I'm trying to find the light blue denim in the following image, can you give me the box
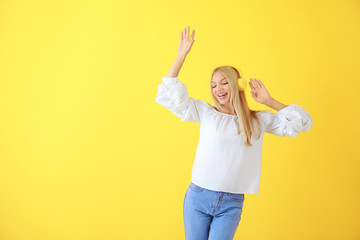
[183,182,245,240]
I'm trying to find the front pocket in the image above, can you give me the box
[229,193,244,202]
[189,183,204,192]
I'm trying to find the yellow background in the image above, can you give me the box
[0,0,359,239]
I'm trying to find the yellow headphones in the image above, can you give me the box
[237,73,247,92]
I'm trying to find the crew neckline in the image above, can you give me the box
[212,107,237,117]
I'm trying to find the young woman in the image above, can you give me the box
[155,26,313,240]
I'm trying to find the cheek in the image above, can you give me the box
[226,85,231,94]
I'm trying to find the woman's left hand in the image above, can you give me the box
[249,78,272,105]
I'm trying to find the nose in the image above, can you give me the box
[216,86,224,93]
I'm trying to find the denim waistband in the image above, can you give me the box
[189,182,244,196]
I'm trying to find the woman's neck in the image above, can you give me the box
[216,105,236,115]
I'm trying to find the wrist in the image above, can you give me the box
[176,54,186,61]
[264,97,274,106]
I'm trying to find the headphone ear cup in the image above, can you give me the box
[237,78,247,91]
[242,78,247,90]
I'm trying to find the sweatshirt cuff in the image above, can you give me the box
[162,77,179,89]
[276,104,313,132]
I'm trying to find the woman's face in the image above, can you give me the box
[211,71,231,106]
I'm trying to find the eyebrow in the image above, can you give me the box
[211,77,226,83]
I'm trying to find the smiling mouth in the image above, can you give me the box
[218,93,228,99]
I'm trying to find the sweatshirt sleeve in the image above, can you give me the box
[258,104,313,138]
[155,76,209,123]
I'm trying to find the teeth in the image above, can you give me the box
[218,93,226,97]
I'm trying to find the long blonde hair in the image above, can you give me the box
[210,66,262,146]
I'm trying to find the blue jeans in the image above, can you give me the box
[183,182,245,240]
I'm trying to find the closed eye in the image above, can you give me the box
[211,82,228,88]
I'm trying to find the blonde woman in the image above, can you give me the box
[155,26,313,240]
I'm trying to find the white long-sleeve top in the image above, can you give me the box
[155,76,313,194]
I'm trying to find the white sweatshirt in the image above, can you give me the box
[155,76,313,194]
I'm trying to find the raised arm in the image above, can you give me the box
[264,98,288,111]
[250,78,313,137]
[166,26,195,78]
[155,26,211,123]
[249,77,288,111]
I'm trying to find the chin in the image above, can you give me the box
[218,99,230,105]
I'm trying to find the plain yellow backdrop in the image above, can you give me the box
[0,0,359,239]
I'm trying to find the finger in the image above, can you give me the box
[254,79,259,88]
[191,29,195,40]
[258,79,264,88]
[184,27,186,39]
[250,78,255,88]
[186,26,189,39]
[255,79,262,88]
[249,81,255,91]
[250,78,257,89]
[253,78,260,88]
[180,31,183,41]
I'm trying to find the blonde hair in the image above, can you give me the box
[210,66,262,146]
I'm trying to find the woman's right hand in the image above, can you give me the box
[177,26,195,58]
